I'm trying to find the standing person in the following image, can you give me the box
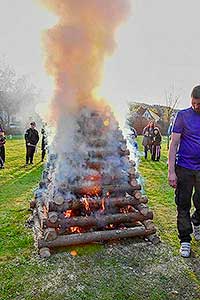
[24,122,39,165]
[0,128,6,169]
[168,85,200,258]
[142,121,155,159]
[151,127,162,161]
[41,123,48,162]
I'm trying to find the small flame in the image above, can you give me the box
[70,227,81,233]
[70,250,78,256]
[103,119,110,127]
[101,198,106,211]
[82,197,90,211]
[43,205,48,217]
[64,210,72,218]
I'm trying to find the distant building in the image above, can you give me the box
[141,108,160,123]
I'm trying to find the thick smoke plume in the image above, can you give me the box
[39,0,130,155]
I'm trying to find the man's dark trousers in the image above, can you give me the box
[26,145,36,164]
[175,165,200,243]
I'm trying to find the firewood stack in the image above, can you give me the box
[31,105,157,257]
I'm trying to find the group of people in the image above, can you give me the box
[142,121,162,161]
[0,121,48,169]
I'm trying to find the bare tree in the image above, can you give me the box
[165,83,180,149]
[0,59,41,132]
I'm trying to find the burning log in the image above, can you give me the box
[88,148,130,158]
[103,183,141,196]
[45,211,153,229]
[48,196,148,213]
[87,139,108,147]
[60,182,141,197]
[38,226,156,249]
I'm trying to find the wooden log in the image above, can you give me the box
[39,247,51,258]
[88,149,130,158]
[102,183,141,195]
[33,209,43,242]
[45,211,153,229]
[142,195,148,203]
[142,220,156,231]
[36,201,47,228]
[87,139,108,147]
[128,166,136,175]
[129,178,138,187]
[135,203,151,217]
[53,194,64,205]
[48,212,59,223]
[64,183,141,196]
[30,199,36,209]
[38,226,156,248]
[146,233,160,245]
[49,196,144,212]
[132,190,142,199]
[44,228,57,241]
[49,199,84,212]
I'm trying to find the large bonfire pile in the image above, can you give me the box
[31,104,156,257]
[32,0,158,257]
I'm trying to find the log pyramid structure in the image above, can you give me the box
[31,105,157,257]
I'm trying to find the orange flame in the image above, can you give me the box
[70,227,81,233]
[103,119,110,127]
[64,210,72,218]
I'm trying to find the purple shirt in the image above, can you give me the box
[172,107,200,170]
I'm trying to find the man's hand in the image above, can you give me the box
[168,171,177,189]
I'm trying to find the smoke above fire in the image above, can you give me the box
[38,0,131,158]
[39,0,130,116]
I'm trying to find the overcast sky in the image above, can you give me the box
[0,0,200,111]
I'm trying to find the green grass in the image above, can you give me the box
[0,136,200,300]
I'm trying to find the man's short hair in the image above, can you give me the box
[30,122,36,126]
[191,85,200,99]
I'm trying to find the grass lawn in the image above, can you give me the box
[0,136,200,300]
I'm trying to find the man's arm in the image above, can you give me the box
[168,132,181,188]
[24,129,29,143]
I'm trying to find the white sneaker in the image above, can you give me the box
[180,242,191,258]
[193,225,200,241]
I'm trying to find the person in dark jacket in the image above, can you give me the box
[24,122,39,165]
[41,124,48,162]
[0,128,6,169]
[151,127,162,161]
[142,121,155,159]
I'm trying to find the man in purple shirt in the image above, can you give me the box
[168,85,200,258]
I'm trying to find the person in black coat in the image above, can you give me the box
[151,127,162,161]
[24,122,39,165]
[0,128,6,169]
[41,124,48,162]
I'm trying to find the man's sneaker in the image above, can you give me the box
[180,242,191,258]
[193,225,200,241]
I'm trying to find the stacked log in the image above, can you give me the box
[32,106,157,256]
